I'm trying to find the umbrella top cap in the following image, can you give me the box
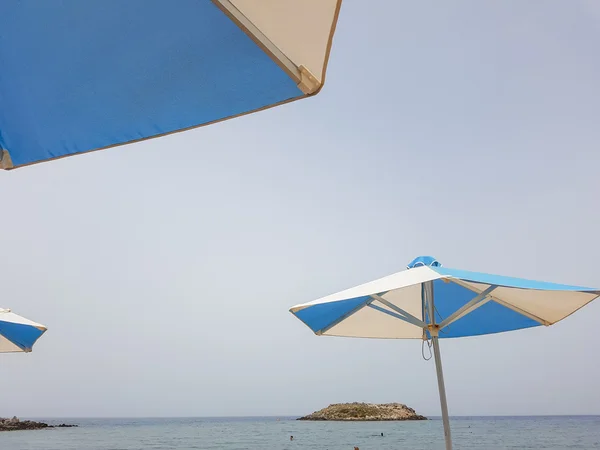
[407,256,442,269]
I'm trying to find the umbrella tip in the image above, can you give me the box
[407,256,441,269]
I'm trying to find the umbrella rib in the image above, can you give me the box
[369,294,427,328]
[438,286,497,330]
[449,278,550,326]
[212,0,320,94]
[367,304,425,329]
[212,1,298,79]
[490,297,550,326]
[315,298,373,335]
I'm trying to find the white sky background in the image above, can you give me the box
[0,0,599,418]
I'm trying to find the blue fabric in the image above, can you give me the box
[293,296,370,334]
[431,266,598,292]
[0,321,45,351]
[0,0,303,167]
[407,256,441,269]
[430,279,541,338]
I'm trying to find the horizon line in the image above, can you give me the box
[23,414,600,419]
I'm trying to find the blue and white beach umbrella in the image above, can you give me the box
[0,309,47,353]
[0,0,342,170]
[290,256,600,450]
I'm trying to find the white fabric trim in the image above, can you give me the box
[0,309,46,330]
[291,266,442,311]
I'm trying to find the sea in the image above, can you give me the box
[1,416,599,450]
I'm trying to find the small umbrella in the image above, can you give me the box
[289,256,599,450]
[0,0,342,170]
[0,309,47,353]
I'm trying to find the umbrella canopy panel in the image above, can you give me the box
[0,309,47,353]
[0,0,341,169]
[290,260,599,339]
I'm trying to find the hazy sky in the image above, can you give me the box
[1,0,599,418]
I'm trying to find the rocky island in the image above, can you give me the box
[297,402,427,421]
[0,417,77,431]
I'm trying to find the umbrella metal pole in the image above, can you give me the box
[431,331,452,450]
[424,280,452,450]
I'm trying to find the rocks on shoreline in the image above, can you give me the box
[0,417,78,432]
[297,402,428,421]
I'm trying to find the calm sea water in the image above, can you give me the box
[1,416,599,450]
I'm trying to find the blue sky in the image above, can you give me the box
[0,0,599,418]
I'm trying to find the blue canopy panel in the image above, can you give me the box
[292,296,370,334]
[430,280,541,338]
[0,0,303,168]
[0,320,46,351]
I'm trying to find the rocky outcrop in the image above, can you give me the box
[0,417,78,431]
[297,402,427,421]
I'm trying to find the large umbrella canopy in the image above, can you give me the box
[0,0,341,169]
[290,255,599,339]
[289,256,599,450]
[0,309,47,353]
